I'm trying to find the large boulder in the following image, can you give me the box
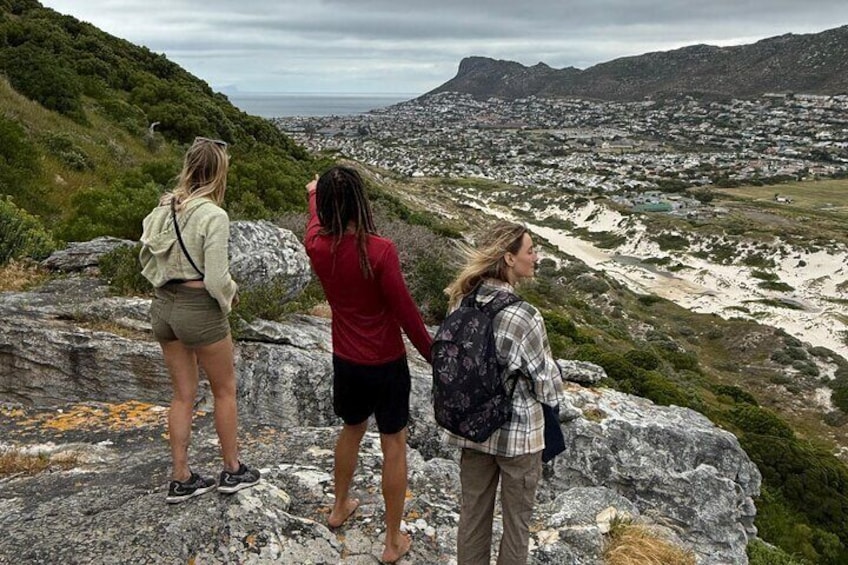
[228,220,312,300]
[40,236,134,272]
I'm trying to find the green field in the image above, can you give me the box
[716,179,848,214]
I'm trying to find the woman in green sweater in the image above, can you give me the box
[140,137,259,503]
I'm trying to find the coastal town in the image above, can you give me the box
[274,91,848,214]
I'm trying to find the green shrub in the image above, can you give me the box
[786,347,808,361]
[0,114,47,215]
[0,43,86,122]
[636,370,694,408]
[574,345,638,383]
[660,348,700,372]
[637,294,664,306]
[791,361,819,377]
[830,378,848,413]
[823,411,848,428]
[771,350,794,365]
[654,233,689,251]
[728,405,794,439]
[759,281,795,292]
[545,310,580,341]
[98,243,150,296]
[754,487,816,564]
[232,277,318,325]
[624,348,662,370]
[59,171,162,241]
[410,250,454,323]
[0,196,56,264]
[713,384,759,406]
[42,132,94,171]
[573,274,610,295]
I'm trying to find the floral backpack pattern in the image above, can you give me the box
[431,288,521,442]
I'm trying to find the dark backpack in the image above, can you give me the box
[431,288,522,442]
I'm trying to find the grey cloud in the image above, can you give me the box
[40,0,848,92]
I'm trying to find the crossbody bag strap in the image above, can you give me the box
[171,199,204,278]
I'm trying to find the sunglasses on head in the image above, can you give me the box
[193,136,228,148]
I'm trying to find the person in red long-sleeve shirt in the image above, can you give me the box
[304,166,432,564]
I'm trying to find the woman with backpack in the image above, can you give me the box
[442,221,564,565]
[304,166,432,564]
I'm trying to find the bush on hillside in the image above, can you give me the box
[624,348,662,371]
[380,218,457,324]
[713,384,759,406]
[0,43,85,122]
[635,369,696,408]
[98,243,150,296]
[59,171,162,241]
[42,132,94,171]
[727,405,794,439]
[741,434,848,563]
[0,114,48,215]
[753,482,847,564]
[0,196,55,264]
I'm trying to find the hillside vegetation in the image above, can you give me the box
[0,0,322,258]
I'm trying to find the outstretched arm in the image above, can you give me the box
[377,243,433,363]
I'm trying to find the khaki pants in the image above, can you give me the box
[456,449,543,565]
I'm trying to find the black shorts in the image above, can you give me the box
[332,354,411,435]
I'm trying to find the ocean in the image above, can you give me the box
[227,92,418,118]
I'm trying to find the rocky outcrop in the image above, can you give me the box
[40,236,134,272]
[39,221,313,303]
[0,271,761,564]
[229,220,312,298]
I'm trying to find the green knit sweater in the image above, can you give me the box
[139,197,238,315]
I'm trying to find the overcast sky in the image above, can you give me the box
[40,1,848,95]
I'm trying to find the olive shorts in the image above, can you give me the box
[150,283,229,347]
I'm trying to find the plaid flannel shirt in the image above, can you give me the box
[442,279,565,457]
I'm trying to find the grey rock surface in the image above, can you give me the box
[41,236,135,272]
[557,359,606,385]
[229,220,312,299]
[0,270,762,564]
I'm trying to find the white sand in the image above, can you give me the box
[464,196,848,359]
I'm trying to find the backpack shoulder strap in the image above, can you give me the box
[480,290,522,318]
[171,199,205,277]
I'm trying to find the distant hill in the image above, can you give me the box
[429,25,848,101]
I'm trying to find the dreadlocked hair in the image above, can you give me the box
[316,166,378,277]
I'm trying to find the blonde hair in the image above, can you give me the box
[160,138,229,212]
[445,221,528,306]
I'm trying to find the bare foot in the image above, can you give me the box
[328,497,359,528]
[381,532,411,564]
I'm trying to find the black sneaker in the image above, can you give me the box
[166,472,216,504]
[218,462,260,494]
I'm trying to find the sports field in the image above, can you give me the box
[715,179,848,214]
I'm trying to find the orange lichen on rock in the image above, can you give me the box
[29,401,168,432]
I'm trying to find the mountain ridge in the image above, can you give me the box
[429,25,848,100]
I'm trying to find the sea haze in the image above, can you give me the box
[227,92,417,118]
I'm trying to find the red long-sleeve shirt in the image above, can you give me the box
[305,191,432,365]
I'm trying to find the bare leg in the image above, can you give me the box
[195,335,240,472]
[161,340,199,482]
[329,421,367,528]
[380,428,411,563]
